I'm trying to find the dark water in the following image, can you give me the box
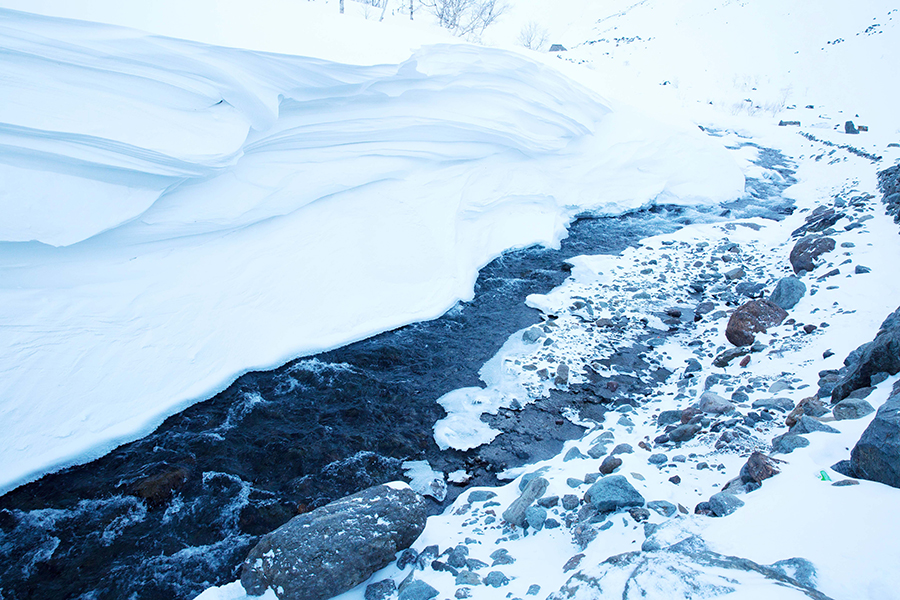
[0,152,795,600]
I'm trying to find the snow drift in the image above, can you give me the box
[0,8,743,494]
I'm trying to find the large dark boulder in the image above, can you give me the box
[241,483,427,600]
[831,306,900,402]
[789,235,835,274]
[850,382,900,489]
[726,299,788,347]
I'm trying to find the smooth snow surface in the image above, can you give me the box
[0,9,743,494]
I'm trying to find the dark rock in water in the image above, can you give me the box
[772,434,810,454]
[668,423,701,443]
[845,120,859,134]
[129,466,191,508]
[585,475,645,512]
[740,452,781,486]
[768,277,806,310]
[790,415,840,435]
[789,235,835,273]
[831,306,900,402]
[850,383,900,488]
[726,299,788,346]
[240,483,426,600]
[833,398,875,421]
[599,455,623,475]
[399,580,439,600]
[709,492,744,517]
[502,477,548,527]
[365,579,397,600]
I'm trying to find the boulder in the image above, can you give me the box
[503,477,549,527]
[768,277,806,310]
[850,383,900,488]
[599,455,623,475]
[726,300,788,347]
[739,452,780,485]
[785,397,829,427]
[833,398,875,421]
[585,475,645,512]
[697,391,736,414]
[668,423,701,443]
[241,483,426,600]
[709,492,744,517]
[790,415,840,435]
[831,306,900,402]
[771,434,810,454]
[789,235,835,274]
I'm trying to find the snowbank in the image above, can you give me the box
[0,9,742,494]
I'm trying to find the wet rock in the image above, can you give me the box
[833,398,875,421]
[832,306,900,402]
[768,277,806,310]
[129,466,191,507]
[790,415,839,435]
[599,455,623,475]
[739,452,780,485]
[585,475,645,512]
[789,235,835,274]
[709,492,744,517]
[772,433,810,454]
[503,477,549,528]
[726,299,788,347]
[850,384,900,488]
[240,483,426,600]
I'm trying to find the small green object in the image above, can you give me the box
[818,470,832,482]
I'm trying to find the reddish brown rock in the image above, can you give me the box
[789,235,835,274]
[726,299,788,347]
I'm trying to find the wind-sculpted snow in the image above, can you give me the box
[0,9,743,494]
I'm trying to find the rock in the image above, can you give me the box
[833,398,876,421]
[698,391,736,414]
[848,387,875,400]
[562,554,584,573]
[789,235,835,274]
[562,494,580,511]
[709,492,744,517]
[527,584,541,596]
[564,447,587,462]
[503,477,549,527]
[856,265,872,274]
[468,490,497,503]
[832,479,860,487]
[446,545,469,569]
[752,397,794,413]
[525,506,548,531]
[584,472,601,484]
[586,443,608,459]
[725,267,745,280]
[726,300,788,346]
[610,443,634,455]
[657,410,683,427]
[739,452,780,485]
[647,500,676,517]
[850,384,900,488]
[713,347,751,367]
[555,363,570,386]
[585,475,645,512]
[598,455,623,474]
[772,433,810,454]
[790,415,840,435]
[522,327,544,344]
[768,277,806,310]
[365,580,397,600]
[454,571,481,586]
[832,306,900,402]
[668,423,701,443]
[490,549,515,566]
[240,483,427,600]
[484,571,510,588]
[415,545,439,570]
[130,466,191,507]
[845,120,859,134]
[736,281,766,298]
[399,580,438,600]
[669,475,681,484]
[537,495,559,508]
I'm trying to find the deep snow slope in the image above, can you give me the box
[0,8,743,494]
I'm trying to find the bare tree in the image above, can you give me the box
[420,0,506,37]
[410,0,414,20]
[517,21,549,51]
[340,0,344,13]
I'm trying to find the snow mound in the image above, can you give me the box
[0,9,742,494]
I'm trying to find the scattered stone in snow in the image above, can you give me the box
[483,571,510,587]
[585,475,645,512]
[467,490,497,503]
[668,423,701,443]
[490,549,515,566]
[752,397,794,413]
[772,433,811,454]
[610,443,634,455]
[365,580,397,600]
[739,452,782,486]
[561,494,580,511]
[726,299,788,346]
[647,500,677,517]
[398,580,438,600]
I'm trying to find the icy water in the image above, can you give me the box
[0,145,795,600]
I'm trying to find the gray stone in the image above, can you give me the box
[709,492,744,517]
[790,415,840,435]
[832,307,900,402]
[503,477,549,527]
[850,384,900,488]
[752,397,794,413]
[490,549,515,566]
[455,570,481,586]
[668,423,701,443]
[537,495,559,508]
[399,580,438,600]
[518,468,549,491]
[833,398,875,421]
[713,347,751,367]
[587,443,608,459]
[647,500,677,517]
[561,494,580,511]
[771,433,810,454]
[848,386,875,400]
[522,327,544,344]
[525,505,548,531]
[739,452,780,485]
[465,558,488,571]
[585,475,645,512]
[527,584,541,596]
[566,477,583,488]
[365,579,397,600]
[446,545,469,569]
[698,391,735,414]
[240,484,426,600]
[564,447,588,462]
[584,472,601,484]
[657,410,683,427]
[855,265,871,274]
[610,443,634,455]
[467,490,497,503]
